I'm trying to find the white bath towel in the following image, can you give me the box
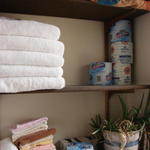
[0,77,65,93]
[0,17,60,40]
[0,36,64,56]
[0,51,64,67]
[0,137,18,150]
[0,65,63,77]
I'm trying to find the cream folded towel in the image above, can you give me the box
[0,36,64,56]
[0,77,65,93]
[0,65,63,77]
[11,120,48,134]
[0,51,64,67]
[0,17,60,40]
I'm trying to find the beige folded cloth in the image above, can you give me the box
[20,136,53,150]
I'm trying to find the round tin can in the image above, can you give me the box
[110,20,132,43]
[110,42,133,64]
[112,63,131,85]
[112,55,133,64]
[111,42,133,51]
[89,62,112,85]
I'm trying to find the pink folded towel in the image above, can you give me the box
[11,117,48,133]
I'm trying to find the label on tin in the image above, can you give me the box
[113,77,131,85]
[112,55,133,64]
[112,63,131,85]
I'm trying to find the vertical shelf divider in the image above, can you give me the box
[103,11,137,119]
[104,21,111,119]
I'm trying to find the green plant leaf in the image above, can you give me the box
[119,95,129,119]
[136,93,144,117]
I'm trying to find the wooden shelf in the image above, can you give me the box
[2,84,150,94]
[0,0,148,21]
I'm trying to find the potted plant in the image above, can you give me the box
[90,93,147,150]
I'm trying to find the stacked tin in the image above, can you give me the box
[109,20,133,85]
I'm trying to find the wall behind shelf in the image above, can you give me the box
[134,12,150,84]
[0,13,105,140]
[110,12,150,119]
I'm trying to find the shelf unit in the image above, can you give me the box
[3,85,150,94]
[0,0,149,119]
[0,0,148,21]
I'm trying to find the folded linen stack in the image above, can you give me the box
[0,17,65,93]
[11,117,56,150]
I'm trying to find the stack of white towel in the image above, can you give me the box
[0,17,65,93]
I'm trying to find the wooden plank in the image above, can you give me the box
[131,20,136,83]
[1,85,150,94]
[0,0,148,21]
[104,21,110,61]
[105,91,111,119]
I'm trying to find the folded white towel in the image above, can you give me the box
[0,77,65,93]
[0,137,18,150]
[0,36,64,56]
[0,17,60,40]
[0,65,63,77]
[0,51,64,67]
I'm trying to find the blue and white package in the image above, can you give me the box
[67,142,94,150]
[110,20,132,42]
[56,136,97,150]
[89,62,112,85]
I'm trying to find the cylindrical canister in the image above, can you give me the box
[112,63,131,85]
[109,20,132,43]
[110,42,133,64]
[89,62,112,85]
